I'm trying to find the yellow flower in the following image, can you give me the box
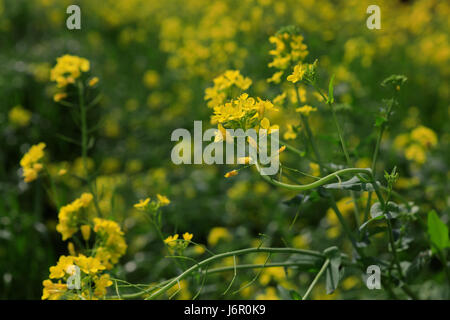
[88,77,99,87]
[395,177,420,189]
[287,64,307,83]
[23,167,39,183]
[194,245,205,255]
[8,105,31,127]
[182,232,193,241]
[356,158,371,169]
[53,92,67,102]
[292,234,309,248]
[237,157,252,165]
[56,193,93,241]
[80,225,91,241]
[143,70,160,88]
[207,227,231,246]
[20,142,46,183]
[260,117,279,134]
[58,168,67,176]
[42,280,67,300]
[157,194,170,206]
[49,255,75,279]
[204,70,252,108]
[93,218,127,268]
[410,125,437,149]
[393,133,409,150]
[273,92,287,106]
[295,105,317,116]
[94,274,113,297]
[224,170,238,178]
[68,242,76,256]
[268,55,291,69]
[20,142,46,168]
[134,197,150,210]
[284,124,297,140]
[405,144,426,164]
[79,193,93,206]
[50,54,90,88]
[164,234,179,247]
[75,254,106,274]
[309,163,320,177]
[325,197,354,238]
[267,71,283,83]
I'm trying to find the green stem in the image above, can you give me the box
[312,83,361,226]
[145,247,324,300]
[386,218,404,280]
[302,258,330,300]
[363,98,395,223]
[371,182,410,290]
[257,166,372,191]
[78,81,102,216]
[277,138,305,158]
[78,82,88,170]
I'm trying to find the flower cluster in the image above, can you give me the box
[9,105,31,127]
[43,254,112,300]
[50,54,90,88]
[56,192,94,241]
[394,125,438,165]
[204,70,252,108]
[211,93,277,130]
[133,194,171,212]
[20,142,46,183]
[287,60,318,85]
[93,218,127,269]
[43,192,127,299]
[164,232,194,251]
[267,27,309,84]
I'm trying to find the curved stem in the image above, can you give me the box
[257,166,372,191]
[141,247,324,300]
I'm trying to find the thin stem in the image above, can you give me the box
[294,83,323,170]
[312,83,361,226]
[257,166,372,191]
[145,247,324,300]
[277,138,305,159]
[78,82,88,171]
[302,258,330,300]
[363,98,395,223]
[78,81,102,216]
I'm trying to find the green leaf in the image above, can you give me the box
[322,176,379,192]
[359,215,384,231]
[328,74,335,104]
[369,201,400,219]
[323,246,341,294]
[370,202,383,218]
[427,210,449,253]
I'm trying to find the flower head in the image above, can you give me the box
[134,198,151,210]
[20,142,46,183]
[295,105,317,116]
[50,54,90,88]
[182,232,193,241]
[157,194,170,206]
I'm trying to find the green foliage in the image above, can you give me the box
[427,210,449,254]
